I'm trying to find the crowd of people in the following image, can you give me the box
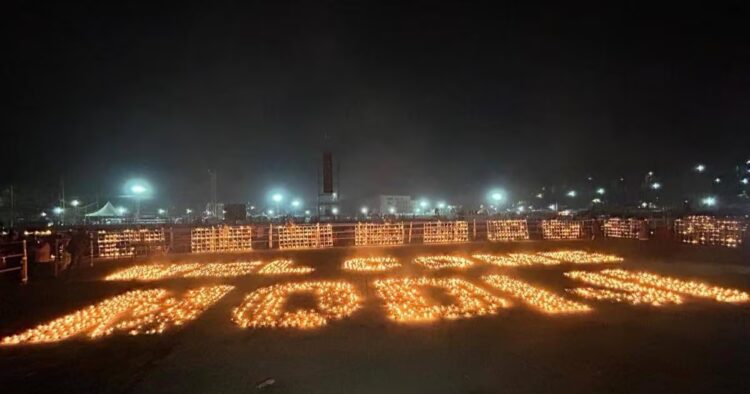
[0,229,91,280]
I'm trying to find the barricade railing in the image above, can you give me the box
[674,215,747,248]
[94,228,167,259]
[0,240,28,283]
[18,215,745,268]
[487,219,530,241]
[191,225,252,253]
[603,218,643,239]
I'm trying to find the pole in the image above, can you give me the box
[60,177,65,226]
[316,223,321,248]
[9,185,13,228]
[21,240,28,283]
[54,238,59,277]
[268,224,273,249]
[89,237,94,267]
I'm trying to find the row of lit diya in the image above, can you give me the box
[3,269,748,345]
[104,250,624,281]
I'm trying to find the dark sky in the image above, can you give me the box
[4,1,750,207]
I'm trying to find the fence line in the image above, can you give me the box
[0,240,28,283]
[61,216,749,260]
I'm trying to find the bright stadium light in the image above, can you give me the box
[388,206,396,214]
[272,193,283,203]
[158,209,166,215]
[131,184,147,194]
[714,177,721,184]
[741,178,749,185]
[361,206,368,215]
[53,207,64,215]
[596,188,605,195]
[695,164,706,172]
[291,199,301,208]
[592,198,602,204]
[490,192,503,202]
[437,201,446,209]
[419,200,429,208]
[536,193,543,199]
[117,207,128,215]
[547,204,557,211]
[650,182,661,190]
[124,179,152,197]
[186,208,192,214]
[566,190,577,198]
[702,196,717,207]
[267,209,274,215]
[40,212,47,217]
[70,199,80,207]
[304,210,311,215]
[331,207,339,215]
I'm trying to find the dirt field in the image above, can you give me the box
[1,240,749,394]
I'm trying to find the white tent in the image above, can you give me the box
[85,202,120,217]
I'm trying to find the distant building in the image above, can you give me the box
[375,195,412,215]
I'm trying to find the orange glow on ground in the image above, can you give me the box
[372,277,509,323]
[342,257,401,272]
[232,281,361,329]
[256,259,315,275]
[1,286,233,345]
[482,274,591,314]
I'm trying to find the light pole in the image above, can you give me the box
[291,199,301,215]
[489,190,504,214]
[125,180,150,222]
[71,199,80,224]
[272,193,283,217]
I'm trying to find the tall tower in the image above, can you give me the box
[317,152,340,218]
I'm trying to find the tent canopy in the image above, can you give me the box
[85,202,120,217]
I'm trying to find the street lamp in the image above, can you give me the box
[331,207,339,215]
[388,206,396,214]
[361,206,368,215]
[53,207,64,215]
[437,201,446,209]
[596,188,605,195]
[566,190,577,198]
[650,182,661,190]
[125,180,150,221]
[291,199,301,208]
[271,193,283,215]
[695,164,706,173]
[70,199,80,207]
[701,196,717,207]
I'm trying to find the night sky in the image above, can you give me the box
[5,1,750,207]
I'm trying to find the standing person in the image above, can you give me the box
[65,229,89,277]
